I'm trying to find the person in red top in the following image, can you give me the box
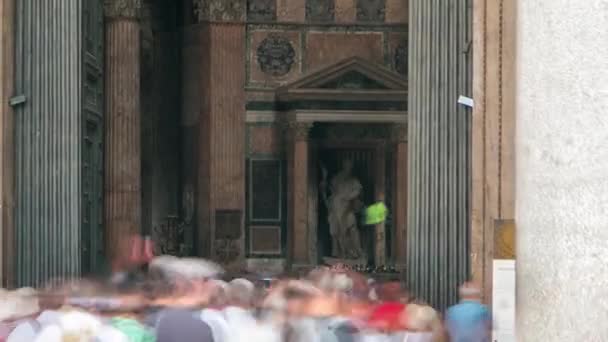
[367,302,407,332]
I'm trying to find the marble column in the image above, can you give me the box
[286,122,312,268]
[391,124,407,269]
[104,0,142,264]
[407,0,472,310]
[516,0,608,340]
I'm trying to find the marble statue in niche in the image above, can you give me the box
[321,159,366,260]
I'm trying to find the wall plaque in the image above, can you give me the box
[494,219,516,259]
[249,159,281,221]
[250,225,282,254]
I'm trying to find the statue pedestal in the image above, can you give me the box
[322,257,367,267]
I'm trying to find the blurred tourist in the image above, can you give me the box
[445,282,491,342]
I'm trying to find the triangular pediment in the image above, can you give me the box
[277,57,407,97]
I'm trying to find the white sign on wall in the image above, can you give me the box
[492,259,516,342]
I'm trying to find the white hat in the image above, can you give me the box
[150,256,224,280]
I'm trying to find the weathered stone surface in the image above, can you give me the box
[305,32,383,70]
[516,0,608,340]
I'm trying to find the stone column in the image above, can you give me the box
[516,1,608,340]
[286,122,312,268]
[391,124,407,269]
[104,0,142,264]
[407,0,472,310]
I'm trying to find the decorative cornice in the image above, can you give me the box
[194,0,246,23]
[104,0,142,19]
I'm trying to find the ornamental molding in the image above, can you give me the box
[104,0,142,19]
[194,0,246,22]
[283,121,313,141]
[256,35,296,77]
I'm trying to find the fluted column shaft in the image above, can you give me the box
[407,0,472,310]
[104,1,142,265]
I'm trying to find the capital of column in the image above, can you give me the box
[283,122,313,142]
[104,0,142,19]
[390,123,408,143]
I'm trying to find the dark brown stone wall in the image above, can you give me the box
[208,23,246,222]
[183,23,246,261]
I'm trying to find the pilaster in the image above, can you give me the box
[285,122,312,267]
[104,0,142,265]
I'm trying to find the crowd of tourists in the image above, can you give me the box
[0,237,490,341]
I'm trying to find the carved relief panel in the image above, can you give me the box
[256,34,296,77]
[249,30,301,85]
[356,0,386,22]
[306,0,335,22]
